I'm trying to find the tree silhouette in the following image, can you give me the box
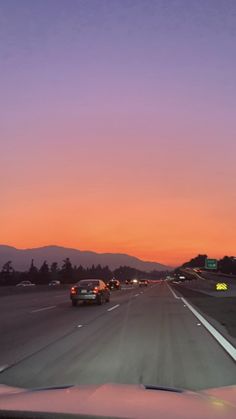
[182,254,208,268]
[218,256,236,275]
[28,259,38,283]
[0,261,14,285]
[60,258,73,282]
[50,262,59,280]
[1,261,14,274]
[39,261,50,284]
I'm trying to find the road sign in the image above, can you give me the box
[216,282,228,291]
[205,258,218,270]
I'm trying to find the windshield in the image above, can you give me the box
[0,1,236,417]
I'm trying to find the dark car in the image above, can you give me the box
[70,279,110,306]
[107,279,121,290]
[139,279,148,287]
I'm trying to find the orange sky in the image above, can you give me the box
[1,2,236,267]
[1,130,235,267]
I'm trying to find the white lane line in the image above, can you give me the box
[167,284,180,299]
[181,297,236,362]
[107,304,120,312]
[0,365,8,373]
[77,324,83,328]
[31,305,56,313]
[134,293,139,297]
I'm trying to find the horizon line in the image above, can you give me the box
[0,243,175,268]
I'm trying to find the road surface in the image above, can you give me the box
[0,282,235,390]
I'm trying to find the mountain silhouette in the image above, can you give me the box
[0,245,170,272]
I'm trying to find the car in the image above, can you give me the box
[16,280,35,287]
[70,279,110,306]
[48,280,61,286]
[0,383,235,418]
[107,279,121,290]
[131,278,138,285]
[139,279,148,287]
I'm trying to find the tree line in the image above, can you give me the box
[0,258,167,286]
[180,254,236,275]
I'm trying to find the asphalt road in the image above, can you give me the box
[0,282,235,391]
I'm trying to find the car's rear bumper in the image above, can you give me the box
[71,294,97,301]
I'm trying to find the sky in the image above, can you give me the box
[1,0,236,266]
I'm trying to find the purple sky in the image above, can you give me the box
[1,0,236,265]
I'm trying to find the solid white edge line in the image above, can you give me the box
[0,365,8,373]
[31,305,56,313]
[181,297,236,362]
[167,284,180,299]
[107,304,120,312]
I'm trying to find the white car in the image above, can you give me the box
[16,280,35,287]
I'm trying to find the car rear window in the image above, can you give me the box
[78,280,99,287]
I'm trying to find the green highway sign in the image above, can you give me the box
[205,258,218,270]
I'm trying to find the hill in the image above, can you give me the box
[0,245,170,272]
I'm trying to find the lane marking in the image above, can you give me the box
[31,305,56,313]
[181,297,236,362]
[0,365,8,373]
[77,324,83,328]
[167,284,180,299]
[107,304,120,312]
[134,293,139,297]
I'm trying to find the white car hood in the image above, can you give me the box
[0,383,235,418]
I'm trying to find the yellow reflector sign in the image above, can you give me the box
[216,282,228,291]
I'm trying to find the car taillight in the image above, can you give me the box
[93,286,99,294]
[71,287,77,295]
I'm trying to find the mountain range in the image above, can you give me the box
[0,245,170,272]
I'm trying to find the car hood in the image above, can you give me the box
[0,383,235,418]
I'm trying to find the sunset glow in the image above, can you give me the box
[1,1,236,266]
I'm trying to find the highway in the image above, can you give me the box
[0,282,235,391]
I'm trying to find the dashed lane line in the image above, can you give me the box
[30,305,56,313]
[0,365,8,373]
[107,304,120,312]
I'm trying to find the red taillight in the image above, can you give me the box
[71,287,77,295]
[93,286,99,294]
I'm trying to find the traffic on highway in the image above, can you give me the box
[0,277,235,418]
